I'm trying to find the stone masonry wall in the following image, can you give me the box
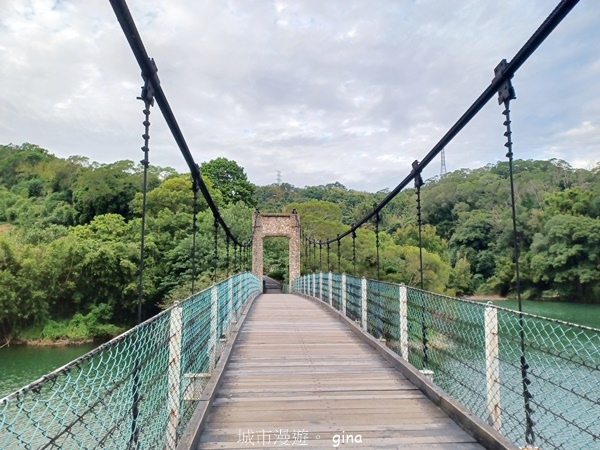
[252,213,300,290]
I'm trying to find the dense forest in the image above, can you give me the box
[1,143,599,343]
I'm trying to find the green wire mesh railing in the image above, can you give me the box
[345,275,361,324]
[0,272,261,450]
[293,272,600,450]
[321,273,330,306]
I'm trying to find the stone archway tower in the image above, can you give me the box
[252,212,300,290]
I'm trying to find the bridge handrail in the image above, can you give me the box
[390,281,600,333]
[0,272,261,450]
[293,272,600,449]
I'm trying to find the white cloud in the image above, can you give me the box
[561,121,597,138]
[0,0,598,192]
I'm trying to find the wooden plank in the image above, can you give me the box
[195,294,486,449]
[211,398,434,409]
[201,421,462,434]
[212,393,426,404]
[216,385,418,395]
[201,425,471,438]
[198,440,482,450]
[206,409,450,424]
[213,390,422,400]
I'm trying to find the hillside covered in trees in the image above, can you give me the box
[0,144,255,343]
[256,159,600,305]
[1,143,599,343]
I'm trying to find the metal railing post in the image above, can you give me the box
[399,284,408,361]
[342,273,347,316]
[319,272,323,300]
[209,285,218,370]
[485,304,502,432]
[312,273,316,298]
[328,272,333,307]
[227,277,233,334]
[361,276,367,331]
[166,302,182,450]
[238,274,243,318]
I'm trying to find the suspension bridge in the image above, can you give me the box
[1,0,599,448]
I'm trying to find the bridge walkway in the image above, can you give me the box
[196,294,484,449]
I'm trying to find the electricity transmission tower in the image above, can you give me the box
[440,148,447,176]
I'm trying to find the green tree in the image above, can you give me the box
[394,224,448,259]
[0,143,55,188]
[72,160,140,223]
[449,210,499,279]
[381,244,450,293]
[201,157,256,207]
[448,256,472,296]
[529,215,600,301]
[0,236,48,340]
[544,187,600,218]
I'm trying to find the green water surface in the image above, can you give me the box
[489,299,600,329]
[0,343,98,398]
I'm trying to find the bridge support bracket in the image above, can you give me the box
[183,373,212,401]
[419,369,434,382]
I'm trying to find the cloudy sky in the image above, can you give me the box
[1,0,598,192]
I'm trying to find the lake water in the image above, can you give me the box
[0,300,600,448]
[489,298,600,329]
[1,300,598,399]
[0,343,98,398]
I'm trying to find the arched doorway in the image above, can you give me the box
[252,212,300,291]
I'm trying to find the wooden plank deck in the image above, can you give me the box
[197,294,484,449]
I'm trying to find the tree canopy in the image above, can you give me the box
[200,157,256,207]
[1,143,598,344]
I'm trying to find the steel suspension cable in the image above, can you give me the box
[213,218,219,283]
[352,230,357,276]
[337,235,341,273]
[413,161,425,291]
[319,243,323,273]
[283,0,579,247]
[374,207,381,281]
[242,243,248,272]
[247,243,251,271]
[304,236,309,273]
[191,181,199,294]
[131,76,153,449]
[109,0,252,251]
[136,84,152,326]
[233,243,237,273]
[226,235,230,278]
[412,161,428,369]
[496,62,535,445]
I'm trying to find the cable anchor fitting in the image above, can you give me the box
[412,160,424,189]
[137,58,159,106]
[493,59,516,106]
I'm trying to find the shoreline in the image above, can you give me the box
[2,336,117,348]
[463,294,507,301]
[3,338,96,347]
